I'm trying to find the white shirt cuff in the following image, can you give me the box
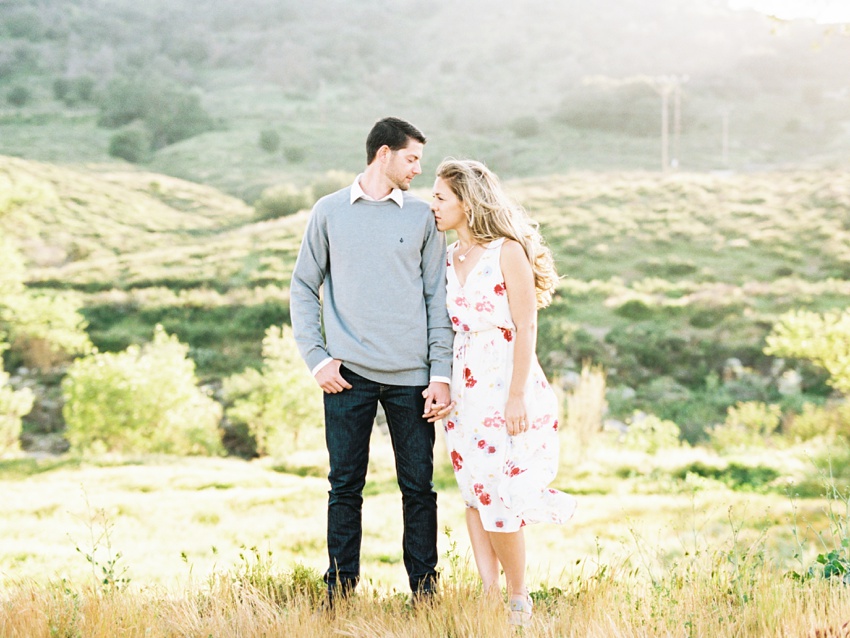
[311,358,334,377]
[430,376,451,385]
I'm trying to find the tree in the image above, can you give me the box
[7,85,30,107]
[108,127,151,163]
[0,238,92,371]
[765,310,850,395]
[259,129,281,153]
[0,343,34,456]
[223,325,322,457]
[62,326,222,455]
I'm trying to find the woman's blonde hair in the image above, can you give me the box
[436,158,558,308]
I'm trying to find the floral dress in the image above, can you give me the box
[444,238,576,532]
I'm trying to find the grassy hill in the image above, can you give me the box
[3,154,848,443]
[0,155,255,267]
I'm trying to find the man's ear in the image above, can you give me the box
[377,145,391,163]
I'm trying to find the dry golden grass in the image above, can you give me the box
[2,431,849,636]
[2,554,850,637]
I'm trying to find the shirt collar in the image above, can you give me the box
[350,174,404,208]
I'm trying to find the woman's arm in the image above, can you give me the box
[501,239,537,435]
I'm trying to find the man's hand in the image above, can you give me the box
[315,360,353,394]
[422,381,454,423]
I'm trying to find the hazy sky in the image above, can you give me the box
[729,0,850,23]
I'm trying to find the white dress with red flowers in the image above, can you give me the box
[444,238,576,533]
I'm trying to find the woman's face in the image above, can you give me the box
[431,177,467,232]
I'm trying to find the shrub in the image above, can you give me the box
[708,401,782,452]
[54,76,96,105]
[672,461,780,491]
[108,127,151,163]
[283,146,306,163]
[254,184,310,220]
[0,239,91,370]
[622,411,681,453]
[555,84,661,137]
[0,344,34,455]
[222,325,322,457]
[148,91,216,148]
[765,310,850,395]
[98,76,216,148]
[5,9,45,40]
[7,85,30,107]
[62,326,222,455]
[259,129,281,153]
[4,293,92,370]
[785,402,850,443]
[564,361,607,454]
[614,299,654,320]
[310,171,354,200]
[510,115,540,138]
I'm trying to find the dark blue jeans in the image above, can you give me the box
[323,365,438,596]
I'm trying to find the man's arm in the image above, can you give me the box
[420,216,454,417]
[290,206,333,373]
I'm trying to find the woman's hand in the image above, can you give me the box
[505,394,529,435]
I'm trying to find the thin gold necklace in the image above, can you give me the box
[457,242,479,262]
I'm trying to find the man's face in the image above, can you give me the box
[385,140,424,191]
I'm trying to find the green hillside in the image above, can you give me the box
[3,155,847,444]
[0,156,255,267]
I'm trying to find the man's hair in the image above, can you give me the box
[366,117,426,164]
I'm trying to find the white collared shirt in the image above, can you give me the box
[349,174,405,208]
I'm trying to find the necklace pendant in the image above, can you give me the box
[458,255,466,262]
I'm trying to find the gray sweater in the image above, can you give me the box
[290,187,453,386]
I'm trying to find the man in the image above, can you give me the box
[290,117,454,603]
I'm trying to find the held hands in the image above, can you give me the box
[505,394,529,435]
[422,382,454,423]
[314,360,353,394]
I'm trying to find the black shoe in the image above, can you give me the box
[326,579,356,610]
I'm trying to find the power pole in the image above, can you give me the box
[660,83,670,171]
[673,81,682,169]
[582,73,688,172]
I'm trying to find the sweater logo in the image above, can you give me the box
[399,237,404,243]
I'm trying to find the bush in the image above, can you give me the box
[765,310,850,395]
[564,361,607,454]
[283,146,306,163]
[785,402,850,443]
[510,115,540,138]
[0,344,34,455]
[7,85,31,107]
[222,325,322,457]
[622,411,681,453]
[0,239,92,370]
[555,84,661,137]
[672,461,780,491]
[708,401,782,452]
[54,76,96,105]
[259,129,281,153]
[62,326,222,455]
[254,184,310,220]
[108,127,151,163]
[310,171,354,200]
[5,9,45,40]
[98,76,216,149]
[614,298,654,320]
[4,293,92,371]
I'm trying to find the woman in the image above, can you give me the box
[431,159,576,626]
